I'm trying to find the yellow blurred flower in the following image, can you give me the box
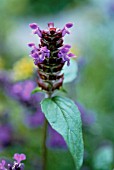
[70,46,80,57]
[13,56,35,81]
[0,57,5,69]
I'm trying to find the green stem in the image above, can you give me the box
[42,118,48,170]
[42,92,51,170]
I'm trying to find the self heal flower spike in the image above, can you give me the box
[28,22,76,92]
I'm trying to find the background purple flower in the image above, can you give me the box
[47,126,67,149]
[76,102,96,127]
[25,109,44,128]
[0,113,13,149]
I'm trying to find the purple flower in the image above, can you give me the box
[108,1,114,17]
[29,45,50,65]
[0,153,26,170]
[29,23,38,29]
[29,23,42,37]
[0,125,12,147]
[13,153,26,164]
[62,28,70,37]
[28,22,74,66]
[58,45,76,65]
[25,110,44,128]
[76,102,96,126]
[65,23,73,28]
[47,126,67,149]
[28,43,35,47]
[0,71,12,91]
[6,79,43,110]
[28,22,75,91]
[0,160,6,170]
[11,80,35,101]
[61,23,73,37]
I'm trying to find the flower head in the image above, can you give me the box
[28,22,75,65]
[13,153,26,164]
[28,22,76,91]
[0,153,26,170]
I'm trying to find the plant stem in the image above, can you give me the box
[42,92,51,170]
[42,118,48,170]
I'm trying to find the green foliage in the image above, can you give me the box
[41,96,84,170]
[31,87,43,94]
[62,59,78,84]
[93,146,113,170]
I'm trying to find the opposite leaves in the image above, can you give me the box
[41,96,84,170]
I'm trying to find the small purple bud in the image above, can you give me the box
[28,42,35,47]
[29,23,38,29]
[65,23,73,28]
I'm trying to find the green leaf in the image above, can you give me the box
[59,87,67,93]
[41,96,84,170]
[62,59,78,83]
[93,146,113,170]
[31,87,43,94]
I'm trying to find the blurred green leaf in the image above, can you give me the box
[62,59,78,84]
[59,87,67,93]
[93,146,113,170]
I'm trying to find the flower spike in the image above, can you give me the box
[28,22,76,91]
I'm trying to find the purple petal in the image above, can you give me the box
[58,52,62,58]
[46,52,50,58]
[30,49,35,54]
[39,52,45,62]
[41,46,47,52]
[33,28,42,37]
[62,28,70,37]
[67,53,76,57]
[31,52,38,58]
[28,42,35,47]
[2,160,6,166]
[19,154,26,161]
[13,153,26,164]
[29,23,38,29]
[34,59,39,65]
[62,28,66,37]
[48,22,54,28]
[65,23,73,28]
[61,47,69,53]
[63,44,71,49]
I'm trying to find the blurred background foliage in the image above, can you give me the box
[0,0,114,169]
